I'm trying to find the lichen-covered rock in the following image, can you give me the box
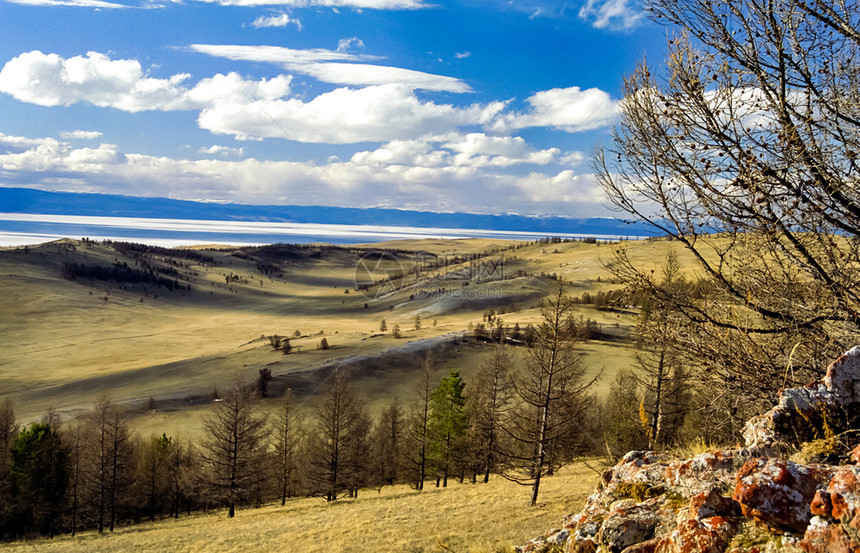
[826,466,860,522]
[664,516,735,553]
[517,347,860,553]
[809,490,832,518]
[743,347,860,449]
[732,458,834,532]
[848,444,860,465]
[598,498,670,552]
[665,450,756,498]
[514,527,569,552]
[688,490,740,521]
[798,516,855,553]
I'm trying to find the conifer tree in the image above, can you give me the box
[428,369,467,488]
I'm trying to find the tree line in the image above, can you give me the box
[0,281,623,541]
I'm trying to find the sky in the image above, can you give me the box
[0,0,667,218]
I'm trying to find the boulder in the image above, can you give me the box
[743,347,860,449]
[732,458,834,532]
[516,347,860,553]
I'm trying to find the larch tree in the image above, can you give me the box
[406,354,434,490]
[503,280,598,506]
[84,396,135,533]
[306,368,367,502]
[166,436,196,519]
[468,344,513,483]
[271,389,305,505]
[200,377,267,518]
[371,399,404,488]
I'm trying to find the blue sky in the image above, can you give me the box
[0,0,666,217]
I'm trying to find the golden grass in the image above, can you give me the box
[0,462,604,553]
[1,237,679,428]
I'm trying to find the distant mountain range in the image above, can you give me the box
[0,187,659,239]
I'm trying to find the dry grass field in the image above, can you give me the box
[0,461,603,553]
[0,236,700,551]
[0,236,690,434]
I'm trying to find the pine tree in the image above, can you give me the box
[428,369,467,488]
[0,400,18,539]
[8,417,69,537]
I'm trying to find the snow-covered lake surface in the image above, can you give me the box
[0,213,641,247]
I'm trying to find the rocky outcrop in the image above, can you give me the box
[743,346,860,449]
[516,347,860,553]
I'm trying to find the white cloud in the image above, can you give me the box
[0,132,610,216]
[251,13,302,29]
[189,43,470,92]
[198,84,504,143]
[337,37,365,52]
[189,43,380,64]
[578,0,644,31]
[199,145,246,157]
[455,51,471,59]
[4,0,129,7]
[491,86,619,133]
[192,0,428,8]
[0,51,291,112]
[290,62,472,92]
[186,72,292,107]
[515,170,605,204]
[59,130,104,140]
[0,132,51,154]
[347,133,568,170]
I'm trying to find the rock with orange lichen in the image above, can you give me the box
[732,458,834,532]
[516,348,860,553]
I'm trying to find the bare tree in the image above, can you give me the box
[371,399,404,488]
[595,0,860,422]
[137,433,171,521]
[306,369,367,501]
[84,396,135,533]
[200,377,267,517]
[66,422,84,536]
[468,345,513,483]
[166,436,196,519]
[271,389,304,505]
[405,354,434,490]
[503,280,597,506]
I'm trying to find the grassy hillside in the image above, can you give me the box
[0,461,602,553]
[0,236,691,435]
